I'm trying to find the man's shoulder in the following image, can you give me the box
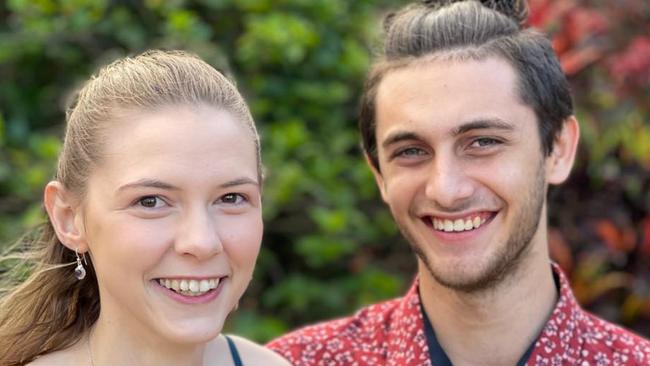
[266,296,405,366]
[573,309,650,364]
[537,265,650,365]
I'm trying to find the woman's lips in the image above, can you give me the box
[153,276,227,304]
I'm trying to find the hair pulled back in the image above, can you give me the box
[360,0,573,170]
[0,50,259,366]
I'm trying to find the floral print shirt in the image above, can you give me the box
[267,265,650,365]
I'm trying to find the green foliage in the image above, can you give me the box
[533,0,650,335]
[1,0,648,342]
[0,0,404,342]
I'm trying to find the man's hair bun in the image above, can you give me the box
[421,0,529,27]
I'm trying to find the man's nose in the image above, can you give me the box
[174,207,223,260]
[424,156,476,210]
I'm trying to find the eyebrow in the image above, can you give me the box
[117,177,259,193]
[451,118,515,136]
[381,131,423,149]
[117,179,178,193]
[220,177,259,188]
[381,118,515,149]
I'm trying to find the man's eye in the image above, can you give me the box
[220,193,246,205]
[397,147,426,157]
[137,196,165,208]
[471,138,501,148]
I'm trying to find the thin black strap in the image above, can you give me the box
[225,335,244,366]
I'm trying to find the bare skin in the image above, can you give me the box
[34,105,291,366]
[29,333,290,366]
[372,56,579,366]
[419,238,557,366]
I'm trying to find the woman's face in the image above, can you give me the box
[78,104,262,344]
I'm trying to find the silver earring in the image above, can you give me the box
[74,248,87,280]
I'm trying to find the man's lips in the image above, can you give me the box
[422,211,497,233]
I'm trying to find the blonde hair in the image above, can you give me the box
[0,50,259,365]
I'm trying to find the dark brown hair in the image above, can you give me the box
[360,0,573,170]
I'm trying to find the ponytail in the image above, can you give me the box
[0,222,99,365]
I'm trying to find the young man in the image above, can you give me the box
[267,1,650,365]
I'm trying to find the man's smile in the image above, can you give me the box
[421,211,498,233]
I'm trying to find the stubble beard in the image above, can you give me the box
[400,162,547,294]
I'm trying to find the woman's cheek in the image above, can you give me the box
[220,211,263,265]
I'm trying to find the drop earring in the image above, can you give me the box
[74,248,87,280]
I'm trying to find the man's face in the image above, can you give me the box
[372,56,552,292]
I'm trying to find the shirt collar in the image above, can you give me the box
[385,263,582,365]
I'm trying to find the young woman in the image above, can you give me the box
[0,50,290,366]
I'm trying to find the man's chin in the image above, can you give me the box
[428,265,505,293]
[418,252,522,294]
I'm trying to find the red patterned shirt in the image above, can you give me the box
[267,265,650,365]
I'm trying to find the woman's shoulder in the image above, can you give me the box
[225,334,292,366]
[26,345,85,366]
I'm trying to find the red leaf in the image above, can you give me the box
[552,34,572,56]
[565,8,609,44]
[595,220,636,253]
[608,36,650,90]
[643,217,650,255]
[528,0,554,28]
[548,228,573,273]
[560,46,603,76]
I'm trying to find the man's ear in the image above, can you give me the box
[546,116,580,185]
[43,181,88,252]
[365,153,389,203]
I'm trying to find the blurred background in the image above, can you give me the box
[0,0,648,341]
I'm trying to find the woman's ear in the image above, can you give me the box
[546,116,580,185]
[43,181,88,252]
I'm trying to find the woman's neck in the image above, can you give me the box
[88,312,210,366]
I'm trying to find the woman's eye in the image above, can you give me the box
[137,196,165,208]
[220,193,246,205]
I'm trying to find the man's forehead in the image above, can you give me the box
[376,55,519,100]
[373,55,535,142]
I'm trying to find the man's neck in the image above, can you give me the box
[418,249,558,366]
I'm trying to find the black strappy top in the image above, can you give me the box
[225,335,244,366]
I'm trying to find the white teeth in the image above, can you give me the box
[199,280,210,292]
[444,220,454,232]
[158,277,221,296]
[432,215,487,232]
[189,280,199,292]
